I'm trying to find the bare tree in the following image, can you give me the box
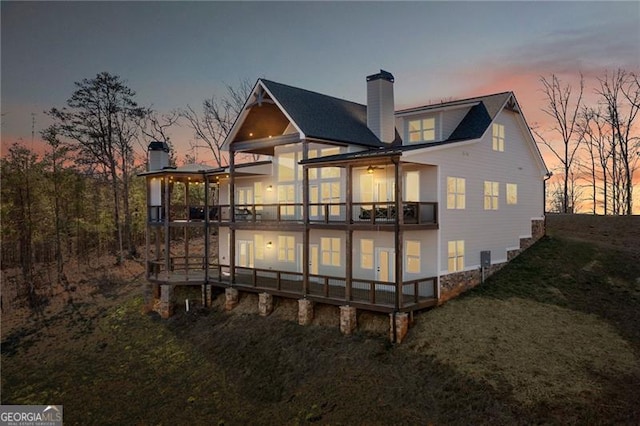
[137,109,180,167]
[0,144,41,306]
[597,69,640,215]
[534,74,584,214]
[180,79,253,167]
[49,72,146,264]
[578,106,614,214]
[41,126,76,286]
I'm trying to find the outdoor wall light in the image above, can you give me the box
[367,165,375,174]
[267,241,273,248]
[267,185,273,191]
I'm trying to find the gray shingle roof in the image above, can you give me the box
[261,79,387,147]
[300,92,514,165]
[447,92,512,141]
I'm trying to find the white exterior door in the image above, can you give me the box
[310,244,319,276]
[237,240,254,268]
[296,244,319,274]
[375,248,395,282]
[237,187,253,206]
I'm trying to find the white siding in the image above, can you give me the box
[351,230,438,281]
[405,109,544,272]
[309,229,346,277]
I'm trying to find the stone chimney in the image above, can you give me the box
[366,70,395,143]
[147,141,170,171]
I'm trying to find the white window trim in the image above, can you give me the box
[484,181,499,210]
[447,177,466,210]
[447,240,464,272]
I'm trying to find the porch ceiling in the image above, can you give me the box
[231,103,291,146]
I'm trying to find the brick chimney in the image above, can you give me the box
[366,70,395,143]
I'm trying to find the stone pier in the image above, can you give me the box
[389,312,409,344]
[258,293,273,317]
[225,288,239,311]
[298,299,314,326]
[159,285,174,319]
[339,306,357,335]
[201,284,212,307]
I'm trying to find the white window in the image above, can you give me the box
[408,117,436,143]
[360,174,373,203]
[320,147,341,178]
[278,184,296,216]
[406,240,421,274]
[506,183,518,205]
[254,234,264,260]
[254,182,263,211]
[308,149,318,179]
[448,240,464,272]
[360,239,373,269]
[278,152,296,181]
[447,177,465,209]
[321,237,341,267]
[404,171,420,202]
[321,181,341,216]
[278,235,295,262]
[492,124,504,152]
[484,181,499,210]
[237,240,254,268]
[309,184,319,217]
[237,187,253,206]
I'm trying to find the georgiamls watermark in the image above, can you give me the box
[0,405,62,426]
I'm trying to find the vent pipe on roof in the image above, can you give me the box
[147,141,170,171]
[366,70,395,143]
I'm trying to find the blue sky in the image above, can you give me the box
[2,1,639,158]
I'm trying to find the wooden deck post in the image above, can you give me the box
[302,140,309,296]
[229,148,236,285]
[163,175,171,279]
[204,175,210,283]
[345,165,353,302]
[393,158,404,310]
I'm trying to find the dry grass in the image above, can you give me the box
[2,216,639,424]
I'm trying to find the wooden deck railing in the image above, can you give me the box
[147,261,437,311]
[152,202,438,226]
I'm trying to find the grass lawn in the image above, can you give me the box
[2,234,639,424]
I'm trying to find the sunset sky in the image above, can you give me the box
[2,1,639,177]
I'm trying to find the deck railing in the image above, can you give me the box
[148,261,437,310]
[229,265,437,310]
[150,202,437,227]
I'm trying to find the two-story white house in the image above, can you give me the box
[141,70,548,337]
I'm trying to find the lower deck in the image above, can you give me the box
[147,264,438,313]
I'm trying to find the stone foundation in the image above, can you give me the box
[298,299,314,326]
[389,312,409,344]
[440,218,545,304]
[225,288,239,311]
[258,293,274,317]
[201,285,212,307]
[339,306,357,335]
[159,285,174,319]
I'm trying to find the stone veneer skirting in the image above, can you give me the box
[439,218,545,304]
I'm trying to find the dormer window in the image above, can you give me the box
[492,123,505,151]
[408,117,436,143]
